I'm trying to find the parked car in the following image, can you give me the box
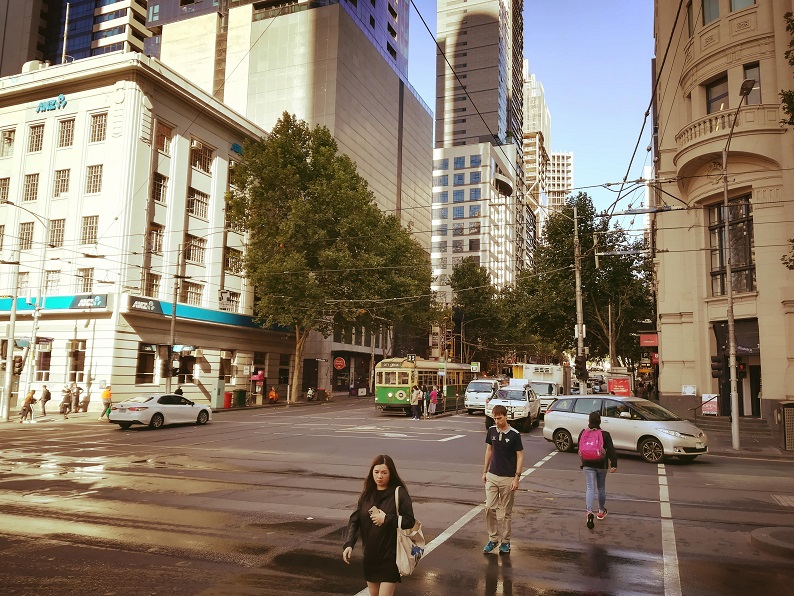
[542,395,708,463]
[109,394,212,430]
[485,385,541,432]
[464,379,499,414]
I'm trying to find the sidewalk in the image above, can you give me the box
[700,426,794,460]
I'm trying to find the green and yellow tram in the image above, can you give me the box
[374,357,474,415]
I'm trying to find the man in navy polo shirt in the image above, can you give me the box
[482,404,523,554]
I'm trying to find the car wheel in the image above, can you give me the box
[467,409,474,415]
[149,413,164,429]
[640,437,665,463]
[532,414,540,428]
[119,422,132,430]
[196,410,209,425]
[677,455,698,463]
[553,429,574,452]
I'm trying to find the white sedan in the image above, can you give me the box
[109,394,212,430]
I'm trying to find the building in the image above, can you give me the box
[432,0,527,300]
[547,151,573,211]
[0,0,151,77]
[522,60,551,244]
[652,0,794,422]
[0,52,307,413]
[148,0,430,390]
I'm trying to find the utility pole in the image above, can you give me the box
[573,206,587,395]
[1,243,21,422]
[166,243,185,394]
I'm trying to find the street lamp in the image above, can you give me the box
[722,78,755,451]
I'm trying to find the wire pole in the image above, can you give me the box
[573,206,587,395]
[166,243,183,394]
[1,243,21,422]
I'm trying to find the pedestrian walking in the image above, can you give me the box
[343,454,416,595]
[98,385,112,421]
[174,386,184,396]
[409,385,422,420]
[60,385,72,418]
[578,411,618,529]
[20,389,36,423]
[482,404,523,554]
[70,382,83,412]
[39,385,51,417]
[268,387,278,404]
[428,386,438,416]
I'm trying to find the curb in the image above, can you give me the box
[750,527,794,558]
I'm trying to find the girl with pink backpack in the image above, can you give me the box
[578,411,618,529]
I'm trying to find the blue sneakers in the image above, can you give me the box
[499,542,511,554]
[483,541,498,554]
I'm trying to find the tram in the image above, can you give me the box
[374,356,474,416]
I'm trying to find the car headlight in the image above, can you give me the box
[657,428,684,438]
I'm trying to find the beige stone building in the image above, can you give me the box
[652,0,794,422]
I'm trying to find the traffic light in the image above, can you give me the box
[710,354,726,379]
[13,355,24,375]
[574,355,588,380]
[737,357,747,379]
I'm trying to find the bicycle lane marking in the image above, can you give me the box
[352,450,558,596]
[658,463,682,596]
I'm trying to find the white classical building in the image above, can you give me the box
[0,52,308,412]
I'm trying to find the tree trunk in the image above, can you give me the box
[290,326,310,403]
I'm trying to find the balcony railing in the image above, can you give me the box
[675,104,782,150]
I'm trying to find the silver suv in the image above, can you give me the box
[542,395,708,463]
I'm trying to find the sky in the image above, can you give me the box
[407,0,656,213]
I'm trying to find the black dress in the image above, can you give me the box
[344,486,415,584]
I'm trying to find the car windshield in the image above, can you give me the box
[125,396,155,403]
[530,382,555,396]
[468,381,494,392]
[630,400,681,421]
[496,389,525,401]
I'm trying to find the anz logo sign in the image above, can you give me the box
[36,94,68,113]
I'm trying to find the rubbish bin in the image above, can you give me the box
[233,389,247,408]
[224,391,233,409]
[779,401,794,451]
[316,388,328,402]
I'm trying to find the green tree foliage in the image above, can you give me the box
[783,238,794,269]
[506,193,653,365]
[227,113,431,401]
[781,12,794,125]
[449,258,498,363]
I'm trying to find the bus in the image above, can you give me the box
[374,357,474,416]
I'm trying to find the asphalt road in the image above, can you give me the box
[1,399,793,595]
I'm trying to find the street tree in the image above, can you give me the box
[781,11,794,125]
[449,258,498,363]
[227,113,431,402]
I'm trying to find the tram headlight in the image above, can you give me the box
[388,392,393,398]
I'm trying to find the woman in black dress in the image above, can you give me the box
[343,454,415,595]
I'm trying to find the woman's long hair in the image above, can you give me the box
[357,454,406,508]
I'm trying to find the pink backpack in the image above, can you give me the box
[578,428,605,463]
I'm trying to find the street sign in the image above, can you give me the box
[471,362,480,372]
[333,357,346,370]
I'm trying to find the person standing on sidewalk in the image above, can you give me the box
[98,385,112,421]
[482,404,523,555]
[410,385,422,420]
[39,385,51,417]
[578,411,617,529]
[20,389,36,423]
[60,385,72,418]
[70,382,83,412]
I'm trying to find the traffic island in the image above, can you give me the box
[750,527,794,559]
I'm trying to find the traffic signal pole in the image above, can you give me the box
[1,243,21,422]
[573,207,587,394]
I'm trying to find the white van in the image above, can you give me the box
[464,379,500,414]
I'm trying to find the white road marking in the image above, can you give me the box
[352,451,555,596]
[658,464,682,596]
[772,494,794,507]
[439,434,465,442]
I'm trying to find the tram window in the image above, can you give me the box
[384,372,396,384]
[376,372,383,385]
[399,372,409,385]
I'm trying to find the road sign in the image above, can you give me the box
[471,362,480,372]
[333,357,346,370]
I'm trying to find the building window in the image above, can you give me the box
[190,141,214,173]
[35,344,52,382]
[152,173,168,204]
[66,339,86,383]
[470,205,481,217]
[434,158,449,170]
[469,238,480,251]
[80,216,98,244]
[470,187,481,200]
[453,190,464,203]
[0,225,3,250]
[1,129,14,157]
[434,224,448,236]
[731,0,754,10]
[0,178,8,202]
[144,272,161,297]
[23,174,39,202]
[53,169,70,197]
[76,268,94,293]
[452,240,464,253]
[432,257,447,269]
[148,4,160,20]
[370,15,375,27]
[187,187,209,219]
[19,222,34,250]
[709,195,755,296]
[149,224,164,254]
[470,171,481,184]
[469,221,481,234]
[432,241,448,252]
[185,235,206,264]
[706,75,728,114]
[57,119,75,148]
[181,281,204,305]
[453,223,464,236]
[433,175,448,186]
[702,0,719,25]
[28,124,44,152]
[470,154,482,167]
[45,270,60,293]
[89,113,108,143]
[224,247,244,274]
[49,219,65,247]
[434,191,448,203]
[743,64,761,105]
[686,1,695,36]
[135,343,156,384]
[453,173,465,186]
[433,207,448,219]
[177,355,195,385]
[454,156,465,169]
[18,272,29,294]
[155,122,173,154]
[85,165,103,193]
[221,290,240,312]
[452,206,464,219]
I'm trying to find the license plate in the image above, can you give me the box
[118,408,126,413]
[696,442,703,449]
